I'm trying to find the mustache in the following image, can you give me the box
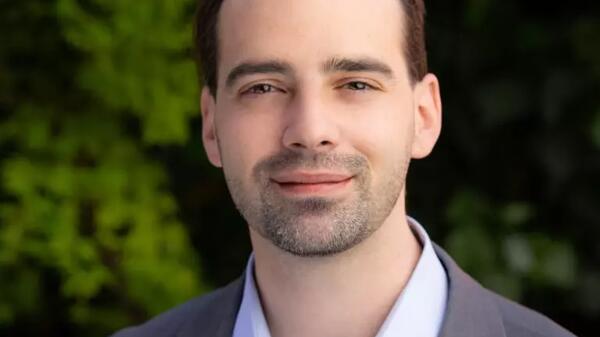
[253,150,368,176]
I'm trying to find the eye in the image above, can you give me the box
[242,83,282,95]
[342,81,376,91]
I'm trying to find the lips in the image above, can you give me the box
[271,172,353,184]
[270,171,353,195]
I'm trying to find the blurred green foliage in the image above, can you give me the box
[0,1,203,336]
[0,1,598,337]
[409,3,600,335]
[444,189,576,300]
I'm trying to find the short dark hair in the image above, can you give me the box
[194,0,427,96]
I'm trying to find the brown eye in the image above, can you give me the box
[343,81,374,91]
[245,83,277,95]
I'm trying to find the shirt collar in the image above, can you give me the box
[233,216,448,337]
[375,216,448,337]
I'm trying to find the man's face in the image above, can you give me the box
[201,0,441,256]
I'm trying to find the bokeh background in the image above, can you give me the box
[0,0,598,336]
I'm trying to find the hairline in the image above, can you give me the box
[198,0,423,97]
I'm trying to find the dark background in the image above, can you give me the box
[0,0,598,336]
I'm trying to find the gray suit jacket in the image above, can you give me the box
[112,245,576,337]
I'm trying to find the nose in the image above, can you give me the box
[281,90,340,153]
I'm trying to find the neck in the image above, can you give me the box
[248,193,421,337]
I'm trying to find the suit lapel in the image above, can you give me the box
[434,244,507,337]
[176,275,245,337]
[173,245,508,337]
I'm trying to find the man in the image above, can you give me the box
[113,0,575,336]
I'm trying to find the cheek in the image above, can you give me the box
[216,107,281,182]
[342,102,415,176]
[345,99,414,146]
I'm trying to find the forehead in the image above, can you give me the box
[216,0,407,82]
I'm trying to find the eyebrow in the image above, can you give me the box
[224,56,395,89]
[225,61,293,88]
[322,57,394,79]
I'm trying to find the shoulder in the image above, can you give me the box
[486,289,576,337]
[433,243,576,337]
[110,276,244,337]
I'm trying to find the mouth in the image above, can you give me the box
[270,172,354,195]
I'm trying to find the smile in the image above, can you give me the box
[270,172,354,195]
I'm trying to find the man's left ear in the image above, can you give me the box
[411,73,442,159]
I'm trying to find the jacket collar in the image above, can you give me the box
[176,274,245,337]
[178,244,506,337]
[434,244,507,337]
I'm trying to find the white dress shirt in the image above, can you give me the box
[232,217,448,337]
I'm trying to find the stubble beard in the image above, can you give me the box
[224,151,409,257]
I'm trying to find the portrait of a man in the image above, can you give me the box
[111,0,577,336]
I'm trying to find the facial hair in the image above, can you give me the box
[224,150,408,257]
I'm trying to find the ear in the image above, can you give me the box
[411,73,442,159]
[201,86,223,167]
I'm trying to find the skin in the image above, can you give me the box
[200,0,442,336]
